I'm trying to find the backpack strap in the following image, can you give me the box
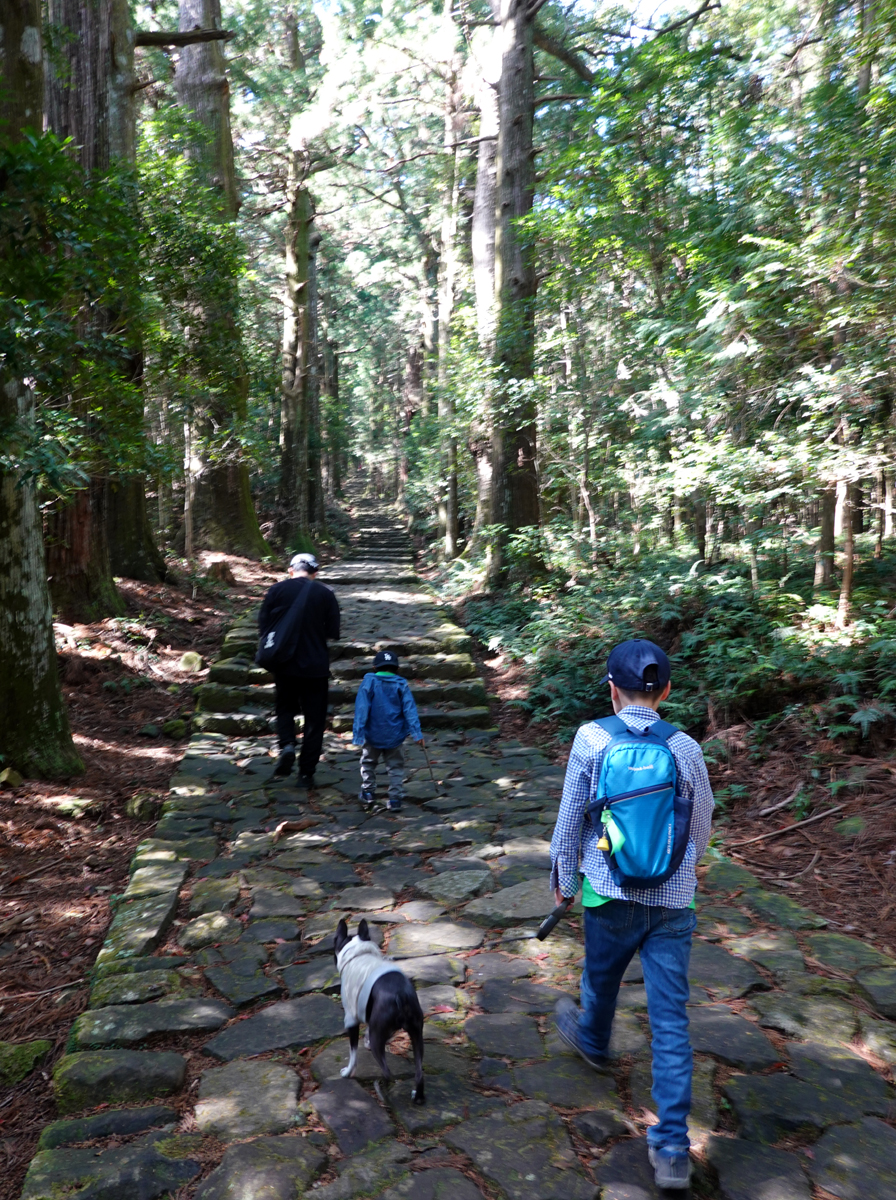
[594,715,628,736]
[648,719,679,743]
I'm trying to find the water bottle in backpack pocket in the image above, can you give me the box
[585,716,693,888]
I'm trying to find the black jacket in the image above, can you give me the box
[257,577,341,678]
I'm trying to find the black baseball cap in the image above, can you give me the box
[373,650,400,672]
[599,639,671,693]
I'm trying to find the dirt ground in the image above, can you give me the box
[0,552,285,1195]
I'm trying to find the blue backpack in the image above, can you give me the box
[585,716,693,888]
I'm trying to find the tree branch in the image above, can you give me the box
[647,0,719,39]
[534,92,590,108]
[135,28,235,47]
[533,27,595,84]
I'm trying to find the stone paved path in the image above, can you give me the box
[20,498,896,1199]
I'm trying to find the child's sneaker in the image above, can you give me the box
[387,797,403,812]
[359,789,375,807]
[648,1146,691,1190]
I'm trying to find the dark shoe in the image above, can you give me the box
[648,1146,692,1190]
[296,773,314,789]
[273,746,296,776]
[553,996,610,1072]
[387,798,402,812]
[359,789,375,807]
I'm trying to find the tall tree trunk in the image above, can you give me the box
[308,230,326,532]
[471,26,500,351]
[437,59,462,559]
[488,0,540,583]
[0,3,83,778]
[279,158,313,551]
[106,476,168,581]
[836,489,855,629]
[175,0,269,558]
[814,484,836,588]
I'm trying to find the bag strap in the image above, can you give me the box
[648,719,679,743]
[594,715,628,736]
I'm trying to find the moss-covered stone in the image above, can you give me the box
[52,1050,186,1113]
[88,969,195,1009]
[178,911,242,950]
[0,1039,50,1086]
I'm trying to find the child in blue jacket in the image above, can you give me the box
[352,650,423,811]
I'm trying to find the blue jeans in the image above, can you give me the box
[578,900,695,1151]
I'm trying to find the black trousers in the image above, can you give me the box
[274,675,329,777]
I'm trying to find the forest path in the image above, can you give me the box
[18,495,896,1200]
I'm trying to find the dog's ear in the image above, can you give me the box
[334,918,349,956]
[357,918,371,941]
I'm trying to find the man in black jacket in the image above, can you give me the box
[258,553,341,787]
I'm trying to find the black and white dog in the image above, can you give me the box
[333,917,425,1105]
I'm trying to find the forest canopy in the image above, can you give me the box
[3,0,896,775]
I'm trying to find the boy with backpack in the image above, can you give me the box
[352,650,424,812]
[549,639,714,1192]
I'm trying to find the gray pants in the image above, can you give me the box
[360,743,405,801]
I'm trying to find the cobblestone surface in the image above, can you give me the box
[18,499,896,1198]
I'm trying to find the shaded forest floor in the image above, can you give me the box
[0,553,281,1191]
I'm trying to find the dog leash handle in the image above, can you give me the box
[536,896,574,941]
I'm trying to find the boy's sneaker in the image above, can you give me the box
[648,1146,691,1190]
[272,746,296,776]
[553,997,610,1072]
[359,789,375,807]
[387,798,403,812]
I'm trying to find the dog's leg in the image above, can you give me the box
[409,1017,425,1105]
[340,1025,360,1078]
[367,1026,393,1087]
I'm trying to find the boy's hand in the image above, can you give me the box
[554,887,566,907]
[417,738,425,746]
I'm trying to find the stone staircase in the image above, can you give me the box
[194,501,492,738]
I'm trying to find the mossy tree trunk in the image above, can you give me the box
[0,2,83,778]
[279,164,313,551]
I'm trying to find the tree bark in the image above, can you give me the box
[814,485,836,588]
[437,59,462,559]
[488,0,540,583]
[106,476,168,582]
[308,230,326,532]
[0,3,83,778]
[836,488,855,629]
[279,158,313,551]
[175,0,269,558]
[471,24,500,351]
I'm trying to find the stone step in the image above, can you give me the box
[330,705,492,731]
[196,678,488,714]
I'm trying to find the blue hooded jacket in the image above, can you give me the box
[352,672,423,750]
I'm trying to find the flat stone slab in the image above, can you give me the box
[380,1166,488,1200]
[311,1077,394,1154]
[749,992,858,1044]
[203,994,344,1060]
[123,863,188,899]
[688,940,766,999]
[194,1135,326,1200]
[513,1057,619,1108]
[742,887,827,929]
[465,878,556,924]
[312,1041,414,1083]
[788,1040,893,1114]
[205,965,282,1006]
[389,920,484,957]
[723,1073,875,1142]
[38,1105,178,1150]
[178,912,242,949]
[334,885,395,910]
[250,889,307,919]
[398,954,465,986]
[705,1136,811,1200]
[21,1131,201,1200]
[595,1138,664,1200]
[388,1072,501,1134]
[478,978,570,1014]
[697,904,754,935]
[464,1013,543,1058]
[445,1099,594,1199]
[806,1116,896,1200]
[53,1050,186,1113]
[190,877,240,914]
[196,1059,300,1137]
[310,1143,414,1200]
[418,872,490,904]
[467,953,535,982]
[856,967,896,1018]
[72,998,233,1048]
[333,838,393,862]
[95,890,180,965]
[303,862,362,885]
[805,932,894,975]
[282,959,341,995]
[573,1110,629,1148]
[860,1014,896,1065]
[89,969,194,1009]
[688,1004,781,1070]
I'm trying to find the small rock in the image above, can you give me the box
[178,912,242,950]
[0,767,24,788]
[196,1059,300,1138]
[573,1110,628,1147]
[138,724,160,738]
[179,651,204,673]
[38,1106,178,1150]
[125,792,162,820]
[163,718,187,739]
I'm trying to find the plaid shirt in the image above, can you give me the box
[550,706,715,908]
